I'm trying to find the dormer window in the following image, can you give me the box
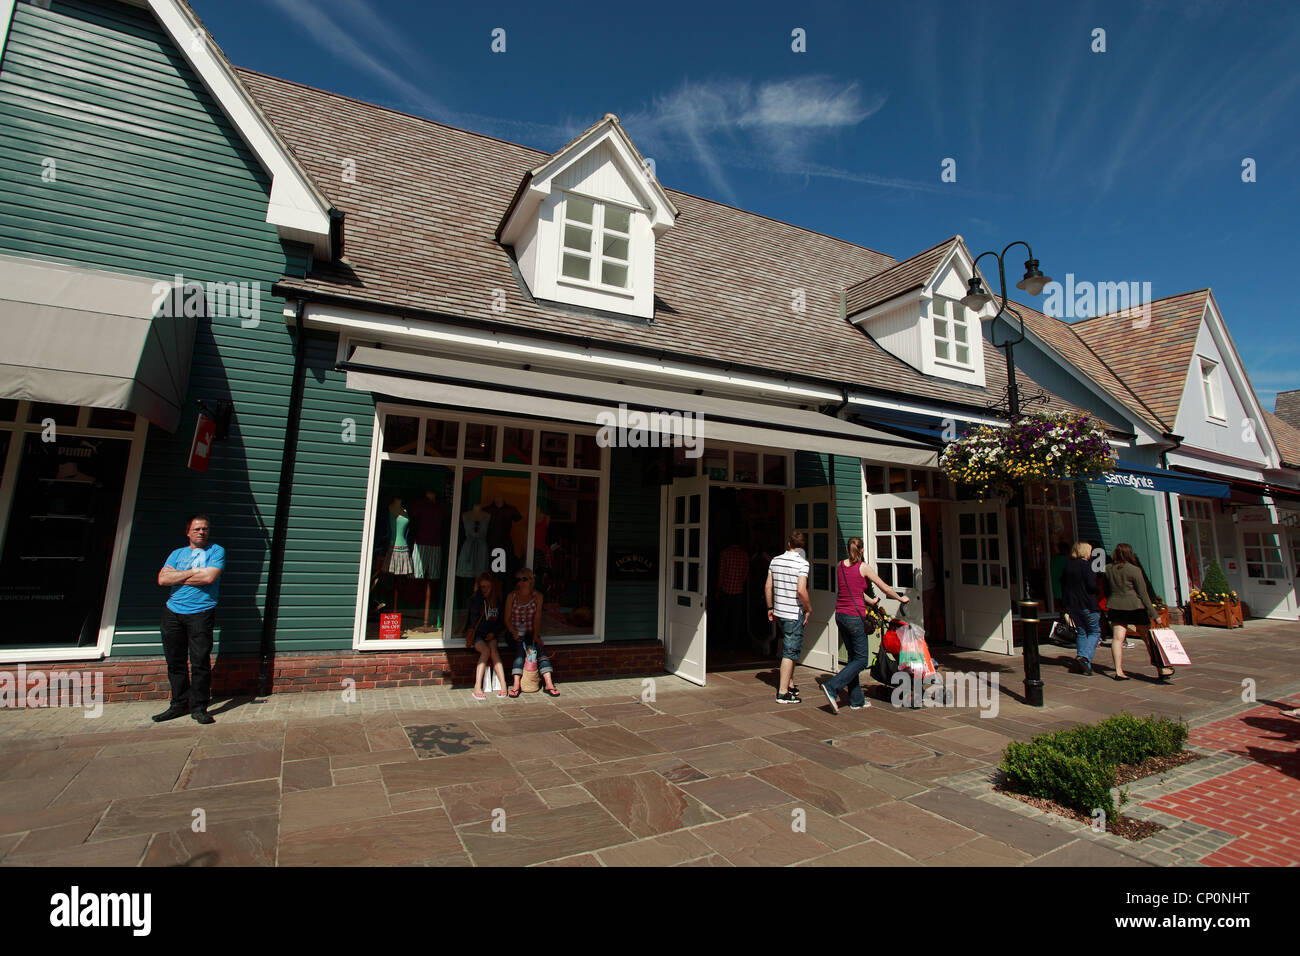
[560,194,631,291]
[931,297,973,369]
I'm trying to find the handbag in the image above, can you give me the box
[1049,615,1079,647]
[520,644,542,693]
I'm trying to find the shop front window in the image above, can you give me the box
[366,462,455,640]
[452,467,531,634]
[534,474,600,635]
[0,433,131,648]
[1180,498,1217,589]
[1023,481,1075,613]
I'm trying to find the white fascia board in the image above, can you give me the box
[305,302,842,405]
[148,0,334,259]
[1202,293,1280,467]
[0,0,17,69]
[1165,447,1269,482]
[845,391,1006,428]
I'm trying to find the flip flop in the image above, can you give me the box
[508,687,520,698]
[472,690,486,701]
[544,687,561,698]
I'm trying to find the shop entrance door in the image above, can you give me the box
[1239,524,1295,619]
[786,486,836,672]
[947,499,1013,653]
[866,491,923,625]
[665,474,709,685]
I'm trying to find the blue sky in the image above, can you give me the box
[194,0,1300,410]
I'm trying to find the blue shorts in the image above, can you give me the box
[777,616,804,661]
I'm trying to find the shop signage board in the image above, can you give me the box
[609,548,657,579]
[188,414,216,472]
[379,612,402,639]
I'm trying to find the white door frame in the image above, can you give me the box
[663,473,709,685]
[946,497,1014,655]
[786,485,837,673]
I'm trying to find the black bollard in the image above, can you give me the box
[1018,599,1044,707]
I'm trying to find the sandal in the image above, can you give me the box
[496,689,508,698]
[544,687,561,698]
[472,689,486,701]
[1112,674,1130,682]
[508,687,520,698]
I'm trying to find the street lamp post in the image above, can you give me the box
[961,242,1052,707]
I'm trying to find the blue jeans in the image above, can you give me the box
[511,640,553,677]
[1072,609,1101,662]
[777,617,804,661]
[825,612,870,708]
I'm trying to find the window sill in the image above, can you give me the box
[557,276,635,300]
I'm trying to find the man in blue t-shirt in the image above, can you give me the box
[153,514,225,724]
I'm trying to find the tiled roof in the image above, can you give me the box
[1264,411,1300,468]
[1009,299,1169,433]
[1072,289,1210,426]
[843,236,959,317]
[1275,390,1300,431]
[236,68,1083,418]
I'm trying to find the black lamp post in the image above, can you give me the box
[961,242,1052,707]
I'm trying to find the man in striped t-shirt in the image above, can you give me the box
[766,532,811,703]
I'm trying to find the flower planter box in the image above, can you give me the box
[1152,606,1171,629]
[1189,600,1243,629]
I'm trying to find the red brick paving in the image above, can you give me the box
[1144,696,1300,866]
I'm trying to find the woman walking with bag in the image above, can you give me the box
[504,567,560,698]
[1060,541,1101,675]
[818,537,910,713]
[1104,543,1172,683]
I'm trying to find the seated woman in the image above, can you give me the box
[504,567,559,698]
[465,572,507,700]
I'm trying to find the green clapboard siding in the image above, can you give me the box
[833,455,863,559]
[605,447,660,641]
[1075,482,1168,602]
[795,451,830,488]
[0,0,373,655]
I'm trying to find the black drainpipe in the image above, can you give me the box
[1160,433,1187,611]
[258,299,308,697]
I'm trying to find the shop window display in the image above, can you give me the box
[452,468,531,636]
[535,474,599,635]
[367,462,454,639]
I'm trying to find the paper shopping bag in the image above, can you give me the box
[1149,627,1191,666]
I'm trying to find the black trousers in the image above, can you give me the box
[160,606,215,711]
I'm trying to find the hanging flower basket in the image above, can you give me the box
[939,411,1117,500]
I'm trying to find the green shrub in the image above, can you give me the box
[998,713,1187,817]
[1200,560,1232,600]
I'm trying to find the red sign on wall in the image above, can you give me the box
[379,613,402,640]
[188,414,216,472]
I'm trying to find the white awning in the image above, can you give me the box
[0,255,196,431]
[342,346,938,466]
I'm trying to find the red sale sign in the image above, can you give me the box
[188,414,216,472]
[379,613,402,640]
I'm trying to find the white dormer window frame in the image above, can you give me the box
[556,191,635,299]
[1200,356,1226,423]
[930,296,975,371]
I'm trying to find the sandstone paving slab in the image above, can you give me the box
[674,742,775,776]
[583,771,720,837]
[57,728,199,750]
[921,835,1033,866]
[365,722,414,752]
[178,748,283,791]
[437,774,546,825]
[797,839,920,867]
[0,833,21,860]
[612,714,688,734]
[537,785,595,809]
[1028,839,1151,867]
[142,813,279,867]
[380,751,517,793]
[95,737,198,759]
[718,712,805,737]
[676,853,732,866]
[11,817,103,856]
[766,802,876,851]
[564,753,686,784]
[0,797,111,838]
[404,721,493,758]
[766,731,867,770]
[386,787,442,813]
[752,760,893,817]
[562,725,666,762]
[829,731,936,767]
[329,747,419,770]
[192,736,286,760]
[490,730,584,762]
[1,833,151,867]
[283,757,332,793]
[891,753,990,783]
[840,800,978,860]
[0,745,101,783]
[907,787,1074,857]
[686,809,835,866]
[914,724,1014,759]
[457,801,635,866]
[332,765,383,786]
[679,772,796,817]
[54,748,191,806]
[673,708,735,726]
[596,829,713,866]
[580,702,657,721]
[283,721,371,761]
[534,852,603,866]
[657,762,708,785]
[281,780,391,836]
[472,712,583,736]
[837,764,931,800]
[278,807,462,866]
[511,757,573,790]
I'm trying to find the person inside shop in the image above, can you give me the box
[1060,540,1101,675]
[504,567,560,698]
[465,572,508,700]
[713,537,749,650]
[1103,542,1173,683]
[153,514,225,725]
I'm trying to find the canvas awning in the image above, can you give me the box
[0,255,197,431]
[341,346,938,466]
[1087,460,1230,498]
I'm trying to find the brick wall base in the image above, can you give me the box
[9,641,666,702]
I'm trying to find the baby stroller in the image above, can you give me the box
[872,619,944,708]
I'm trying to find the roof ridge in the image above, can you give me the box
[844,234,960,293]
[233,65,897,264]
[1073,286,1211,325]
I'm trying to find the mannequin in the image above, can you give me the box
[384,497,413,615]
[486,496,522,566]
[409,488,448,630]
[456,502,490,578]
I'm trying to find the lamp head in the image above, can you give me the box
[962,276,993,313]
[1016,259,1050,296]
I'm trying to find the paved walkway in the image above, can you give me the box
[1,620,1297,866]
